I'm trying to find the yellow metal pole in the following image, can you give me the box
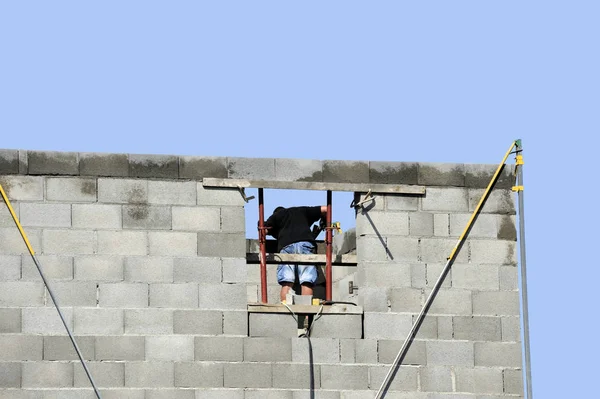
[0,182,35,255]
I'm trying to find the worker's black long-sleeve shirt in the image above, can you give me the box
[264,206,322,251]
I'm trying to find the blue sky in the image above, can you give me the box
[1,2,598,397]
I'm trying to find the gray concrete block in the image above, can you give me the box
[148,180,196,206]
[172,206,220,231]
[198,283,246,310]
[197,184,245,206]
[96,336,145,361]
[197,232,245,257]
[244,337,291,362]
[80,152,129,177]
[340,339,355,363]
[500,265,518,291]
[323,160,369,183]
[292,338,340,364]
[126,362,174,387]
[0,335,43,360]
[0,201,18,229]
[355,339,378,364]
[150,283,198,308]
[468,188,516,214]
[472,291,520,316]
[125,308,174,334]
[0,176,43,201]
[22,255,73,281]
[47,281,97,306]
[46,177,97,202]
[378,339,426,366]
[194,389,244,398]
[309,314,362,339]
[437,316,453,340]
[0,362,20,388]
[413,315,438,340]
[451,264,499,290]
[222,258,247,283]
[220,206,244,233]
[453,316,501,341]
[149,232,197,256]
[125,256,173,282]
[503,368,524,395]
[470,240,517,265]
[418,163,465,187]
[420,238,468,263]
[43,229,96,255]
[173,257,221,283]
[0,227,41,255]
[74,361,125,387]
[364,313,412,339]
[0,255,21,280]
[0,149,19,174]
[98,178,149,205]
[385,195,419,211]
[223,310,248,335]
[389,288,423,313]
[0,308,21,333]
[433,213,449,237]
[22,307,73,334]
[385,237,420,262]
[173,309,222,334]
[501,316,521,342]
[244,389,293,399]
[425,263,452,288]
[249,313,298,338]
[20,203,71,228]
[99,283,148,307]
[129,154,179,179]
[97,230,147,256]
[321,365,368,389]
[195,336,243,361]
[454,367,503,393]
[422,187,469,213]
[275,158,323,182]
[174,363,224,388]
[74,308,124,334]
[28,151,79,175]
[272,363,321,389]
[465,163,515,189]
[357,287,388,312]
[369,365,419,391]
[426,289,472,315]
[370,161,418,184]
[180,156,228,179]
[43,335,95,360]
[146,389,196,399]
[356,211,409,236]
[74,255,124,281]
[73,204,122,229]
[356,236,389,262]
[100,389,145,399]
[123,205,171,230]
[408,212,434,237]
[146,336,194,361]
[426,340,474,366]
[0,282,44,306]
[411,263,426,288]
[293,390,340,399]
[449,214,502,239]
[21,361,73,387]
[474,342,522,367]
[224,363,272,388]
[228,157,275,180]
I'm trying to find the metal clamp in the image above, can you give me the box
[238,187,255,202]
[350,189,376,209]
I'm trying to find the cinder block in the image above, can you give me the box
[503,368,524,395]
[470,240,517,265]
[474,342,522,367]
[420,238,468,263]
[0,227,41,255]
[451,264,499,290]
[355,339,378,364]
[22,307,73,334]
[419,366,453,392]
[356,236,388,262]
[465,163,515,189]
[292,338,340,364]
[149,232,197,256]
[412,314,438,339]
[0,176,44,201]
[356,211,409,236]
[0,362,20,388]
[173,257,221,283]
[449,213,497,238]
[20,203,71,228]
[198,283,246,310]
[426,340,474,366]
[148,180,196,205]
[275,158,323,181]
[172,207,220,231]
[97,230,147,256]
[195,336,244,361]
[125,257,173,282]
[80,152,129,177]
[98,178,148,204]
[74,361,124,387]
[179,156,228,179]
[123,205,172,230]
[411,263,426,288]
[21,361,73,387]
[320,365,368,389]
[46,177,97,202]
[433,214,449,237]
[0,149,19,174]
[472,291,520,316]
[500,265,518,291]
[323,160,369,183]
[389,288,423,313]
[130,154,178,179]
[409,212,434,236]
[197,233,245,257]
[469,188,516,214]
[364,313,412,339]
[149,283,198,308]
[437,316,453,340]
[293,391,340,399]
[43,336,95,360]
[223,310,248,335]
[422,187,468,212]
[146,336,194,361]
[453,316,501,341]
[501,316,521,342]
[222,258,247,283]
[99,283,148,307]
[74,255,124,281]
[0,335,43,360]
[47,281,97,306]
[340,339,355,363]
[378,339,426,366]
[197,184,245,206]
[191,389,244,398]
[370,161,418,184]
[224,363,272,388]
[0,308,21,332]
[220,206,244,233]
[72,204,121,229]
[125,309,174,334]
[100,389,145,399]
[357,262,411,289]
[357,287,388,312]
[146,389,196,399]
[22,255,73,280]
[425,263,452,288]
[96,336,145,361]
[0,255,21,280]
[43,229,96,255]
[27,150,78,175]
[272,363,321,389]
[369,365,418,391]
[0,282,44,306]
[173,310,222,334]
[74,308,124,334]
[418,163,465,187]
[385,195,419,211]
[174,363,224,388]
[426,289,472,316]
[310,315,362,339]
[385,237,420,262]
[244,337,292,362]
[249,313,297,338]
[0,201,18,229]
[245,390,293,399]
[454,367,503,393]
[125,362,174,388]
[228,157,275,180]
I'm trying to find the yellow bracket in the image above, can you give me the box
[331,222,342,235]
[512,186,524,192]
[516,155,524,165]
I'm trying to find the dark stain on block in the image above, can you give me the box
[0,150,19,174]
[323,160,369,183]
[297,170,324,182]
[466,164,516,189]
[28,151,79,175]
[129,154,179,179]
[370,161,418,184]
[497,216,517,241]
[81,180,97,196]
[126,205,149,220]
[80,153,129,177]
[228,157,276,180]
[0,177,12,198]
[180,156,228,179]
[127,188,147,204]
[418,163,465,187]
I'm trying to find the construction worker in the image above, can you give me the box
[264,205,327,302]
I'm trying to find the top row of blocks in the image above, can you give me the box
[0,149,516,189]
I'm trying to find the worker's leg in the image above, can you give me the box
[300,283,313,296]
[280,282,293,302]
[297,241,317,296]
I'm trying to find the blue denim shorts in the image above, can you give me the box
[277,241,317,285]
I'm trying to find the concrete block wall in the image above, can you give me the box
[0,149,523,398]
